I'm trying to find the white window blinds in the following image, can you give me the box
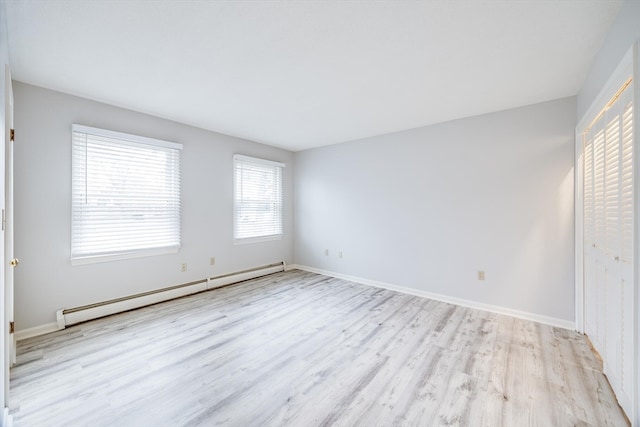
[233,154,284,242]
[71,125,182,263]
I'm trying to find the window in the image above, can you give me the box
[234,154,284,243]
[71,125,182,264]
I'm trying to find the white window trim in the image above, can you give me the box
[72,124,182,151]
[233,154,285,245]
[233,234,283,245]
[233,154,285,169]
[71,247,179,266]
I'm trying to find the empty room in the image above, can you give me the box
[0,0,639,426]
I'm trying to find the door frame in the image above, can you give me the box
[0,62,6,426]
[3,62,13,395]
[4,65,13,372]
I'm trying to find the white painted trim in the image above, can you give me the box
[287,264,575,330]
[577,48,634,132]
[72,124,182,150]
[633,39,640,427]
[233,234,283,246]
[233,154,285,169]
[2,407,12,427]
[14,323,60,342]
[574,126,585,334]
[70,246,180,266]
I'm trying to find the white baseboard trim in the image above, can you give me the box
[287,264,576,330]
[15,322,61,342]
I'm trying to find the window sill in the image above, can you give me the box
[70,246,180,266]
[233,235,282,245]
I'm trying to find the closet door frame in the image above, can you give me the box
[575,44,638,426]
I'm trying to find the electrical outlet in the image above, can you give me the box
[210,257,216,266]
[478,270,485,280]
[324,249,329,256]
[181,263,187,272]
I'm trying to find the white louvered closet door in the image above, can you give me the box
[618,98,634,413]
[582,79,634,418]
[592,128,606,352]
[604,109,621,394]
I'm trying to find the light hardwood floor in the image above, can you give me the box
[10,270,629,426]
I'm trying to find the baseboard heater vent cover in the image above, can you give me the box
[56,262,285,329]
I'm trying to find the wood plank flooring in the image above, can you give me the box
[10,270,629,426]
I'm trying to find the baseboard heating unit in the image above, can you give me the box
[56,261,285,329]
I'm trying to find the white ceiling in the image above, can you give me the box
[4,0,623,151]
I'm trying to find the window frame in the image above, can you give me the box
[70,124,183,265]
[233,154,285,245]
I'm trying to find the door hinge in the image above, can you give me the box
[9,322,14,334]
[10,129,14,142]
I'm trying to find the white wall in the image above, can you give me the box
[577,0,640,119]
[294,97,576,323]
[13,82,294,331]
